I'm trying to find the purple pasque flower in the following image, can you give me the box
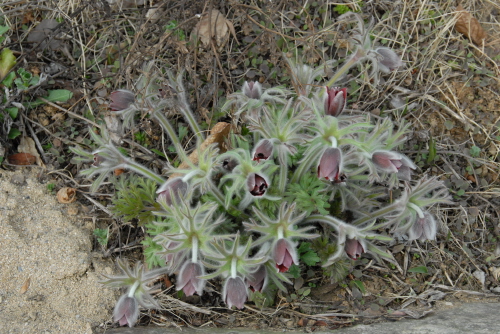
[317,147,344,182]
[223,276,248,309]
[408,211,437,242]
[324,87,347,117]
[242,81,262,99]
[345,238,365,260]
[92,153,105,167]
[246,265,268,292]
[109,89,135,111]
[371,150,416,180]
[156,177,188,206]
[252,139,273,162]
[374,47,403,74]
[113,294,139,327]
[273,238,298,273]
[247,173,268,197]
[222,158,238,172]
[176,260,205,296]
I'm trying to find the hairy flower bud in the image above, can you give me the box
[247,173,268,197]
[222,158,238,172]
[156,177,188,206]
[246,265,268,292]
[242,81,262,99]
[374,47,403,74]
[176,261,205,296]
[324,87,347,117]
[92,153,105,167]
[109,89,135,111]
[371,150,416,180]
[408,211,437,241]
[273,238,298,273]
[113,294,139,327]
[345,238,365,260]
[317,147,343,182]
[252,139,273,162]
[223,276,248,309]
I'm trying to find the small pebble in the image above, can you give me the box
[28,311,37,321]
[10,174,26,185]
[67,206,79,216]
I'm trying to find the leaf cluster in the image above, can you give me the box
[111,175,159,226]
[284,172,330,216]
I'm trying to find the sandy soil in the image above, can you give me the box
[0,168,117,334]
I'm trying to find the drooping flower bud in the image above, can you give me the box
[374,47,403,74]
[92,153,105,167]
[247,173,268,197]
[246,265,268,292]
[176,260,205,297]
[113,294,139,327]
[109,89,135,111]
[156,177,188,206]
[408,211,437,242]
[273,238,298,273]
[223,276,248,309]
[317,147,343,182]
[371,150,416,180]
[242,81,262,99]
[324,87,347,117]
[222,158,238,172]
[252,139,273,162]
[345,238,365,260]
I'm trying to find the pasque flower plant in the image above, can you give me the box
[71,13,452,326]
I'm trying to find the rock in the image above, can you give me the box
[10,173,26,185]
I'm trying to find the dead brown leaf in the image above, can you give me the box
[8,153,36,165]
[114,168,125,176]
[20,277,30,294]
[455,5,487,46]
[172,122,231,177]
[297,318,308,327]
[18,136,43,166]
[57,187,77,204]
[192,10,236,49]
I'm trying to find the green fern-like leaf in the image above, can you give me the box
[312,235,349,283]
[142,237,165,269]
[297,242,320,266]
[284,172,330,215]
[111,175,159,226]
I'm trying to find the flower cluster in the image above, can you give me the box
[72,13,451,327]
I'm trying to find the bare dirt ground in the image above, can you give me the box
[1,0,500,333]
[0,168,117,334]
